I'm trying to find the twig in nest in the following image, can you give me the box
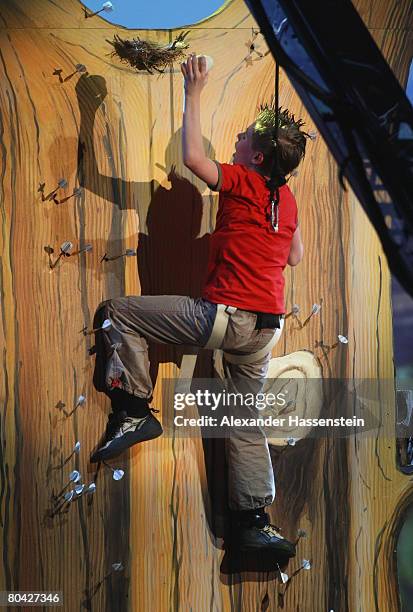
[107,31,190,74]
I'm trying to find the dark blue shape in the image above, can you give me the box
[246,0,413,297]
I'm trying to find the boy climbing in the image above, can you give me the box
[90,54,306,556]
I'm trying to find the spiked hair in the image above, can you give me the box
[252,102,310,176]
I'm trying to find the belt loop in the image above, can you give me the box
[225,305,237,315]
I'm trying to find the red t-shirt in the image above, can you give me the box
[202,162,298,314]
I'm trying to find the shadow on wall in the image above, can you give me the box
[75,73,236,551]
[75,73,214,375]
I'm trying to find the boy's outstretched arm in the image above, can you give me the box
[287,226,304,266]
[181,54,219,187]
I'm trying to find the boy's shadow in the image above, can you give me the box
[75,73,213,381]
[76,73,225,527]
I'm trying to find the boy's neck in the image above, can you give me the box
[235,161,287,186]
[241,161,269,181]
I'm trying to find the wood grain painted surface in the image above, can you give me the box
[0,0,412,610]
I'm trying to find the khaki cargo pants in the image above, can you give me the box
[92,295,284,511]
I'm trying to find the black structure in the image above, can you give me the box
[245,0,413,297]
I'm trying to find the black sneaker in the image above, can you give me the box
[230,513,296,557]
[90,409,163,463]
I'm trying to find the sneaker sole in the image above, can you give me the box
[90,421,163,463]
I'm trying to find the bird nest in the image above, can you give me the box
[107,31,190,74]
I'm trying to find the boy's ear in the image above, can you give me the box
[252,151,264,165]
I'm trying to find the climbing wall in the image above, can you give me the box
[0,0,412,610]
